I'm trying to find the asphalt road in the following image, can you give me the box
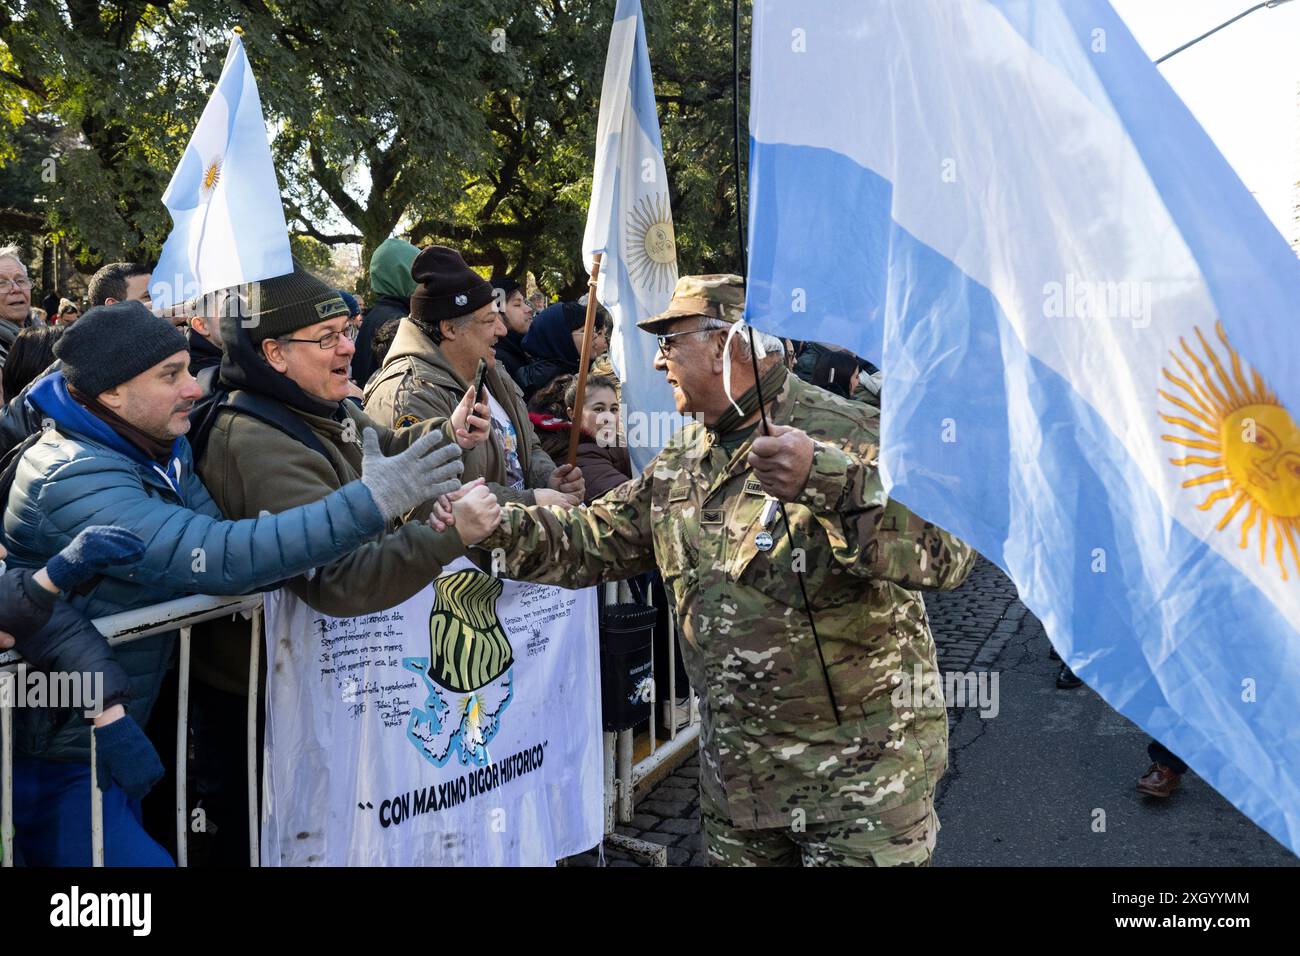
[933,612,1297,867]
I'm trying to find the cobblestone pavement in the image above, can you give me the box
[574,556,1025,866]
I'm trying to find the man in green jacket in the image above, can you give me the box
[464,275,975,866]
[365,245,584,508]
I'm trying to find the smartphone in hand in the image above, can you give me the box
[468,358,489,434]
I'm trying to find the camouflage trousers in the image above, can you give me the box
[700,788,940,867]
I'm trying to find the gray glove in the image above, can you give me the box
[359,427,463,521]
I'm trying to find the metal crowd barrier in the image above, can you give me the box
[598,580,701,867]
[1,581,700,868]
[0,593,263,868]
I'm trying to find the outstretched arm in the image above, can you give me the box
[477,462,656,588]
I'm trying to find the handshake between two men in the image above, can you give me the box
[376,382,587,550]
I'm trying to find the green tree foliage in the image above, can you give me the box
[0,0,749,295]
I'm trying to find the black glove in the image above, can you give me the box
[1,570,132,711]
[94,714,165,801]
[0,566,55,636]
[45,526,147,592]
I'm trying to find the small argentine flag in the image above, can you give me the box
[150,34,292,312]
[583,0,684,472]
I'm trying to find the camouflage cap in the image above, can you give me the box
[637,274,745,334]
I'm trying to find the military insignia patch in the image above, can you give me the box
[315,296,348,320]
[395,413,421,429]
[701,510,724,525]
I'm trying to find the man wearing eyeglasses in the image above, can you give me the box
[468,273,975,867]
[188,263,503,864]
[0,245,41,370]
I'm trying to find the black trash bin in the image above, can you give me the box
[598,603,656,732]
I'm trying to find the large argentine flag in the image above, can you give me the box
[150,35,292,311]
[583,0,684,471]
[747,0,1300,855]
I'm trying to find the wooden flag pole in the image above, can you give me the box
[566,252,603,467]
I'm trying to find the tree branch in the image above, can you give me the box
[284,199,361,245]
[406,218,529,245]
[306,135,367,228]
[0,67,43,95]
[0,207,45,233]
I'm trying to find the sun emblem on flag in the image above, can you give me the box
[1160,322,1300,580]
[201,156,223,198]
[626,193,677,295]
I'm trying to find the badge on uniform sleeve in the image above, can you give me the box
[395,413,421,429]
[754,530,774,552]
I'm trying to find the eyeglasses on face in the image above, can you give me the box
[656,325,715,357]
[281,323,360,350]
[0,277,32,293]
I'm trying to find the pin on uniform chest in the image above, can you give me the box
[696,473,780,552]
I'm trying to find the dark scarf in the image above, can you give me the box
[217,313,343,421]
[709,361,789,438]
[68,384,175,464]
[188,329,223,374]
[522,302,583,365]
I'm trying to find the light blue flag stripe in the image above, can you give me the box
[744,0,1300,855]
[879,218,1300,854]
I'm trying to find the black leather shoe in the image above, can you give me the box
[1056,663,1082,689]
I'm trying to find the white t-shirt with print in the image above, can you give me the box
[486,390,525,490]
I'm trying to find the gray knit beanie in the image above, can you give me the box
[54,300,188,395]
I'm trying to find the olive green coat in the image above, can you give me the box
[363,318,557,505]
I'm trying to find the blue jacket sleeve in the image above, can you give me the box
[29,455,386,596]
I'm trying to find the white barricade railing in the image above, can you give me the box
[0,592,263,868]
[599,579,701,866]
[1,580,700,868]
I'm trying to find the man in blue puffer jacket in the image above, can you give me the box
[1,301,467,866]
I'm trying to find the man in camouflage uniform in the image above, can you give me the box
[476,275,975,865]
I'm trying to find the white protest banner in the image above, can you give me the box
[260,557,602,866]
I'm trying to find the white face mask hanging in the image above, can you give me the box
[721,320,767,418]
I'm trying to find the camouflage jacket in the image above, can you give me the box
[480,370,975,829]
